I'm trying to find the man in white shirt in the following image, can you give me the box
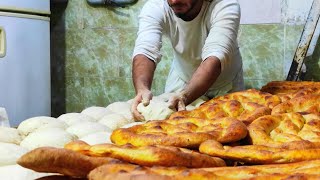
[131,0,244,120]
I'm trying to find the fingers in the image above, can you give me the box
[131,90,153,122]
[168,96,178,110]
[168,96,186,111]
[131,99,145,122]
[142,93,152,106]
[177,100,186,111]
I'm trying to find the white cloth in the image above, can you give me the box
[165,62,244,98]
[133,0,243,95]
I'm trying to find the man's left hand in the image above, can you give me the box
[168,91,188,111]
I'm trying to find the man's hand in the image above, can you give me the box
[131,89,153,121]
[168,91,188,111]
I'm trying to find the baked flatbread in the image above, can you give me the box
[199,140,320,164]
[17,147,122,178]
[111,117,247,148]
[205,89,281,109]
[170,100,271,125]
[272,94,320,115]
[248,113,320,148]
[65,140,225,168]
[261,81,320,95]
[88,160,320,180]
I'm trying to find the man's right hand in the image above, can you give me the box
[131,89,153,121]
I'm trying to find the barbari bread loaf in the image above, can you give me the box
[111,117,247,148]
[272,94,320,115]
[88,160,320,180]
[261,81,320,94]
[199,140,320,164]
[248,113,320,148]
[170,100,271,125]
[17,147,122,178]
[65,140,225,168]
[204,89,281,109]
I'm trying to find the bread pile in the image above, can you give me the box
[13,81,320,179]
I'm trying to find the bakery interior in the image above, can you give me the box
[0,0,320,179]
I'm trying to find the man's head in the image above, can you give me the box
[167,0,204,21]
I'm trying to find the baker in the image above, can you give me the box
[131,0,244,121]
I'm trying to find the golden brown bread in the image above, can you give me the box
[17,147,122,178]
[204,89,282,109]
[274,87,320,102]
[248,113,320,148]
[111,117,248,148]
[170,100,271,125]
[199,140,320,164]
[65,140,226,168]
[88,160,320,180]
[261,81,320,95]
[272,94,320,115]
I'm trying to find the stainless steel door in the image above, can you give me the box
[0,12,50,127]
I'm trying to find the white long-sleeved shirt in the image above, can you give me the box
[133,0,242,90]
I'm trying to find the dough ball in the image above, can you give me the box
[120,122,145,128]
[79,132,112,145]
[0,142,29,166]
[20,128,77,150]
[106,102,131,112]
[126,98,134,105]
[137,100,175,121]
[66,121,111,138]
[155,93,175,102]
[17,116,66,137]
[98,113,133,130]
[106,102,133,120]
[58,113,96,126]
[81,106,113,120]
[0,164,55,179]
[0,127,22,145]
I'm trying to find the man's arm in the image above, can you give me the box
[131,54,156,121]
[169,56,221,111]
[169,0,241,111]
[183,56,221,105]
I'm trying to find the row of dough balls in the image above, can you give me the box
[0,94,207,166]
[0,101,144,167]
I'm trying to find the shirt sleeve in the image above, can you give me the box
[202,0,241,72]
[132,0,165,65]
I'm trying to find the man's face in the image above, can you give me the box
[167,0,199,19]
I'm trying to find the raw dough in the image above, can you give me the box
[58,112,96,126]
[81,106,113,120]
[0,142,28,166]
[0,164,55,179]
[80,132,112,145]
[106,102,133,120]
[17,116,67,137]
[66,121,111,138]
[20,128,77,150]
[137,100,175,121]
[98,113,133,130]
[0,127,22,145]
